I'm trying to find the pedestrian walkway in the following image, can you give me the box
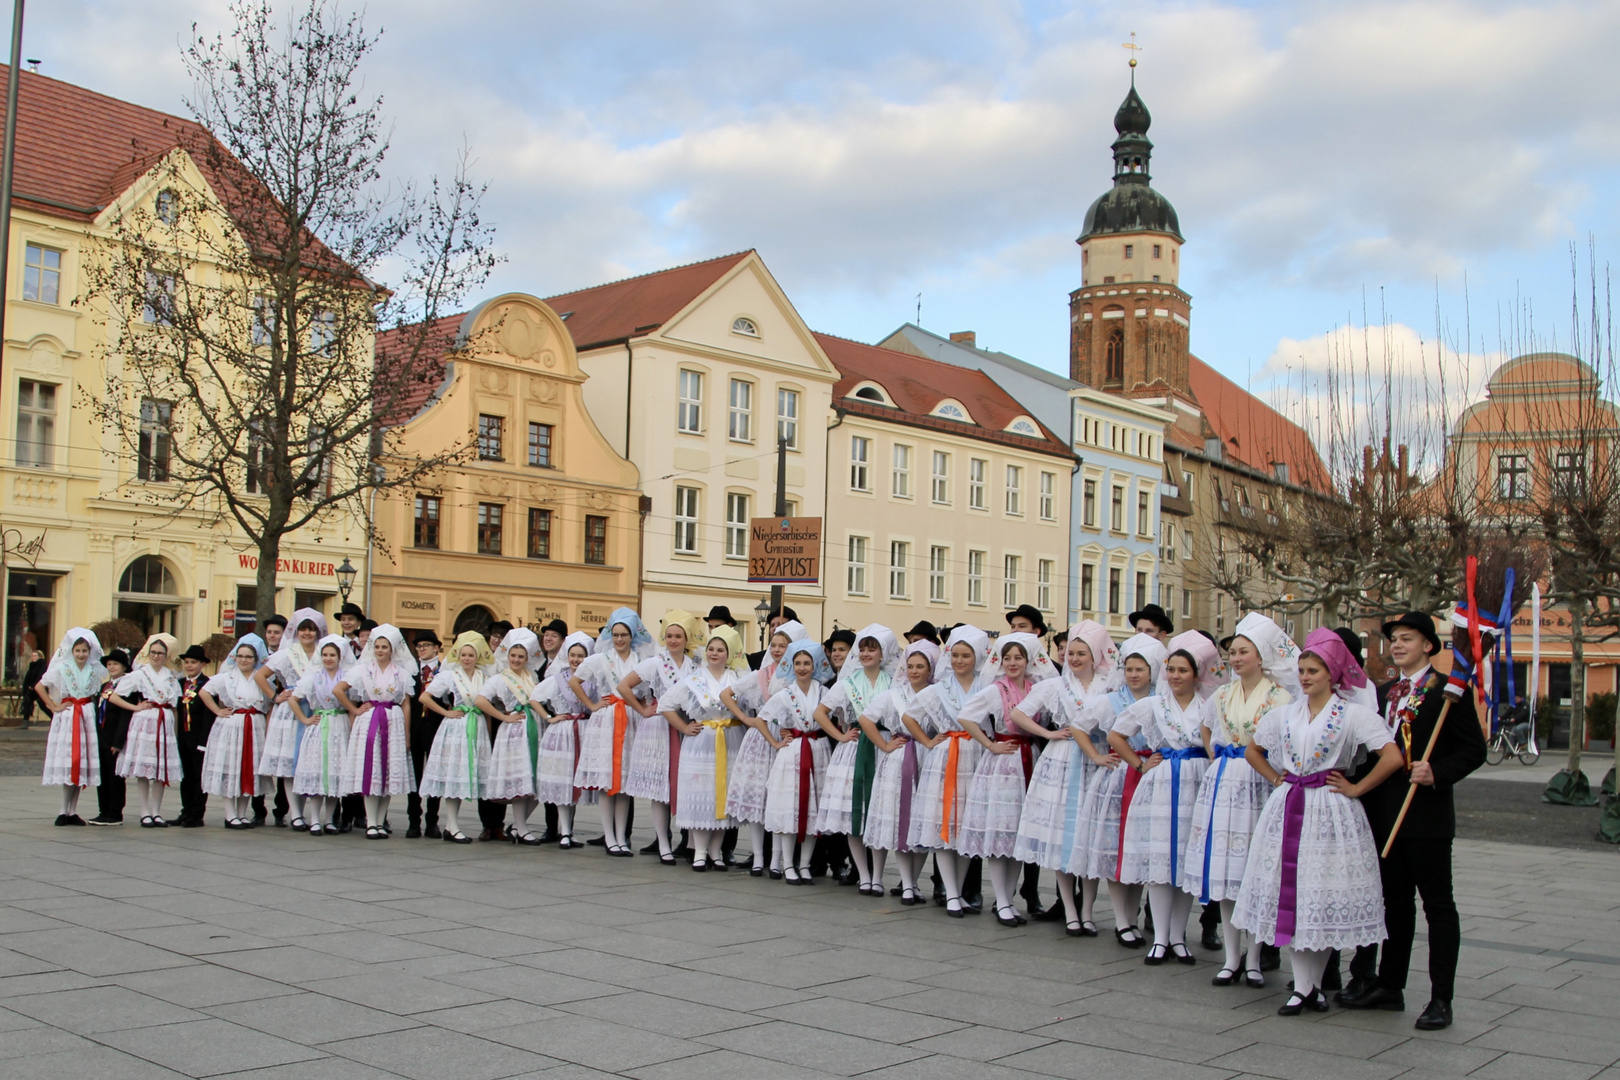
[0,775,1617,1079]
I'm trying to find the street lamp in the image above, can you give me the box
[754,596,772,650]
[336,557,357,604]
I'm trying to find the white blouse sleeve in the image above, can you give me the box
[1346,703,1393,753]
[202,672,231,699]
[426,670,456,699]
[756,688,797,728]
[1251,709,1286,753]
[958,685,1001,729]
[1109,696,1156,739]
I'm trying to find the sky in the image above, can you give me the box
[28,1,1620,439]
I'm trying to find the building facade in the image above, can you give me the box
[0,70,367,677]
[816,333,1073,633]
[370,294,643,641]
[552,252,838,642]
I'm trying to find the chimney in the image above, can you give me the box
[949,331,976,347]
[1397,444,1409,475]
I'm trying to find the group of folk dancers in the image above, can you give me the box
[35,597,1484,1029]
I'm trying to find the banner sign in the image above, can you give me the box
[748,517,822,584]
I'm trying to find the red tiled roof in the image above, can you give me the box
[815,332,1074,459]
[1185,356,1331,492]
[373,312,464,426]
[542,251,753,352]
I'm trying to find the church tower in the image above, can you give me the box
[1069,74,1193,402]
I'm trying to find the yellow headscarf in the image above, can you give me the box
[448,630,495,669]
[662,609,709,658]
[134,632,179,668]
[705,625,749,671]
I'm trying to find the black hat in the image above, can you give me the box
[1128,604,1174,635]
[770,606,800,622]
[263,614,288,630]
[1380,611,1441,656]
[824,628,856,649]
[360,618,378,632]
[415,630,442,647]
[105,648,131,670]
[178,644,209,663]
[1332,627,1365,668]
[1005,604,1048,635]
[905,620,940,645]
[541,618,569,637]
[705,606,736,626]
[338,602,365,620]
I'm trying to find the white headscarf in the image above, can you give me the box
[286,607,328,641]
[496,627,544,674]
[1117,632,1169,687]
[1228,612,1302,700]
[48,627,106,686]
[837,622,902,683]
[993,632,1058,683]
[560,631,596,664]
[935,625,992,689]
[313,633,353,674]
[356,623,416,680]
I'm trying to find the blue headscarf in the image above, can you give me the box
[775,639,834,684]
[594,608,654,659]
[235,633,269,666]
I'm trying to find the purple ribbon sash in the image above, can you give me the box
[896,737,917,853]
[361,701,391,795]
[1275,770,1330,947]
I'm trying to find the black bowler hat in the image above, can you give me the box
[824,629,856,650]
[1332,627,1365,668]
[105,649,131,670]
[263,614,288,630]
[1005,604,1048,635]
[178,644,209,663]
[770,606,800,622]
[415,630,442,647]
[360,618,378,632]
[705,606,736,626]
[905,620,940,645]
[1380,611,1441,656]
[338,602,365,620]
[541,618,569,637]
[1128,604,1174,635]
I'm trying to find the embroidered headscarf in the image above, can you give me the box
[48,627,106,690]
[900,640,940,686]
[496,628,544,674]
[356,623,417,680]
[595,608,654,659]
[134,632,180,669]
[1228,612,1302,699]
[705,625,749,671]
[1162,630,1225,698]
[837,623,902,683]
[772,620,809,646]
[661,609,708,660]
[1117,632,1169,687]
[935,624,992,687]
[1064,620,1120,693]
[234,633,269,667]
[449,630,495,670]
[1301,627,1371,698]
[313,633,353,673]
[777,639,835,684]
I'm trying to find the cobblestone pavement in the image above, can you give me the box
[1,775,1618,1079]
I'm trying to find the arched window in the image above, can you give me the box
[118,555,176,596]
[453,604,496,637]
[1104,326,1125,384]
[731,317,759,337]
[116,555,182,637]
[155,188,178,226]
[855,387,885,403]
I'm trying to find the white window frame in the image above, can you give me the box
[724,491,750,558]
[1003,554,1021,607]
[889,540,910,600]
[776,387,799,450]
[1137,488,1152,537]
[1037,559,1053,612]
[892,443,912,499]
[1005,464,1023,516]
[1083,479,1097,527]
[847,535,869,596]
[929,545,948,603]
[969,458,987,510]
[727,378,753,443]
[931,451,950,504]
[22,243,61,305]
[673,485,700,554]
[16,379,56,469]
[967,549,986,606]
[1039,471,1055,520]
[850,435,872,492]
[1110,485,1124,531]
[677,370,704,435]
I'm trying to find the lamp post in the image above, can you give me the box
[336,557,357,605]
[754,596,772,651]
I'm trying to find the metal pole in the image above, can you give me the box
[0,2,24,702]
[770,434,786,617]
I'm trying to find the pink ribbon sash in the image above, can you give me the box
[361,701,391,795]
[1275,770,1330,947]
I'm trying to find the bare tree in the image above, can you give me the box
[83,0,498,626]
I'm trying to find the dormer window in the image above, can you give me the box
[1005,416,1040,437]
[931,399,973,423]
[731,316,759,338]
[855,387,884,402]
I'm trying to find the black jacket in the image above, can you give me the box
[1362,671,1487,844]
[178,674,214,744]
[96,681,131,751]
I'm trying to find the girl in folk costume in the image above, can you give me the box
[958,632,1058,928]
[335,624,418,838]
[759,639,837,883]
[533,632,597,848]
[814,624,900,894]
[477,629,546,844]
[1009,621,1121,935]
[1232,629,1402,1016]
[200,635,274,829]
[254,608,327,830]
[1108,631,1224,965]
[859,640,939,903]
[290,635,352,834]
[110,633,183,827]
[570,608,654,856]
[619,610,704,862]
[724,620,809,873]
[37,628,107,824]
[1188,612,1298,987]
[905,625,993,916]
[419,631,496,843]
[1069,633,1167,947]
[664,625,751,870]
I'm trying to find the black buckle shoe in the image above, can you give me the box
[406,823,422,839]
[1340,986,1405,1012]
[1414,999,1452,1030]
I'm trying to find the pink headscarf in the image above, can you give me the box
[902,639,940,682]
[1301,628,1370,695]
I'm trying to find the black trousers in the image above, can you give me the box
[407,721,439,830]
[931,853,983,899]
[96,740,125,820]
[251,781,289,821]
[1377,836,1460,1001]
[175,724,208,824]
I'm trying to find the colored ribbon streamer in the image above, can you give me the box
[361,701,391,795]
[603,695,630,795]
[994,732,1034,785]
[1116,758,1146,872]
[896,736,917,853]
[1275,770,1330,947]
[1059,739,1089,863]
[701,718,736,820]
[1157,745,1208,888]
[234,707,260,797]
[1465,555,1483,708]
[522,706,542,787]
[64,697,93,787]
[314,708,342,793]
[457,705,483,797]
[938,730,974,843]
[155,704,173,786]
[668,724,682,811]
[1199,743,1248,904]
[849,731,877,836]
[785,729,824,840]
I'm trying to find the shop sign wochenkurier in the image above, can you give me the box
[748,517,821,584]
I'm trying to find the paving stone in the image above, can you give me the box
[98,1016,327,1076]
[1468,1053,1605,1080]
[557,988,769,1037]
[5,983,204,1034]
[207,990,416,1043]
[9,1044,196,1079]
[699,1019,929,1075]
[482,1014,707,1071]
[323,1025,560,1080]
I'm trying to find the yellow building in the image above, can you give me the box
[369,294,642,639]
[0,70,368,677]
[550,252,838,642]
[815,333,1075,633]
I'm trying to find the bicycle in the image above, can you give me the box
[1486,724,1540,766]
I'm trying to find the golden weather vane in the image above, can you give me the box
[1123,31,1141,69]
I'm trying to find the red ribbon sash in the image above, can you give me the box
[784,729,824,841]
[63,698,94,786]
[234,707,260,796]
